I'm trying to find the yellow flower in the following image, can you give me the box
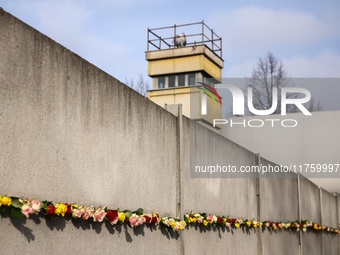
[193,217,197,222]
[0,196,2,206]
[1,196,12,206]
[203,220,208,226]
[223,218,227,223]
[72,204,78,209]
[179,225,184,230]
[259,222,263,227]
[274,226,278,230]
[118,212,126,222]
[246,221,251,227]
[235,223,240,228]
[253,224,257,228]
[55,203,67,216]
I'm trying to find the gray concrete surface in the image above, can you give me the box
[0,8,339,255]
[321,189,338,228]
[259,158,300,255]
[300,176,321,223]
[0,8,178,254]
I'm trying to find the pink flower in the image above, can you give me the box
[129,214,146,227]
[225,222,231,228]
[22,204,34,218]
[31,200,41,214]
[206,215,214,223]
[72,208,82,218]
[82,206,94,220]
[197,217,203,223]
[130,216,139,227]
[93,207,106,222]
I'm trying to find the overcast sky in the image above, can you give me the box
[1,0,339,83]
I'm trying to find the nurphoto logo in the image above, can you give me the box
[199,83,312,128]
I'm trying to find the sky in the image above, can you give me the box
[1,0,340,85]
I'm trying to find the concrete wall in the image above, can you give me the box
[0,8,339,255]
[219,111,340,193]
[0,8,179,254]
[300,176,322,254]
[183,120,258,255]
[259,158,300,255]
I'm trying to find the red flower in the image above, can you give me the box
[270,222,274,227]
[65,204,72,215]
[300,224,304,228]
[107,210,118,221]
[227,219,231,223]
[231,219,236,223]
[151,216,158,224]
[144,216,151,223]
[218,218,223,223]
[46,205,55,216]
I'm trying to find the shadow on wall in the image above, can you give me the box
[1,213,180,243]
[3,212,305,245]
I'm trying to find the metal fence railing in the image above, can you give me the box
[147,20,222,58]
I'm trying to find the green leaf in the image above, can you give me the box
[10,207,22,218]
[11,198,23,209]
[125,211,132,218]
[135,208,143,215]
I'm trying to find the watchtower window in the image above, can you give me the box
[178,74,185,86]
[168,75,176,88]
[158,76,165,89]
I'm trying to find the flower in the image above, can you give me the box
[22,204,34,218]
[31,200,41,214]
[218,217,223,223]
[203,220,208,226]
[107,210,119,225]
[197,217,203,223]
[206,215,214,224]
[129,214,145,227]
[46,205,55,216]
[1,196,12,206]
[246,221,251,227]
[235,223,240,228]
[143,213,152,223]
[65,203,72,215]
[55,203,68,217]
[118,212,126,223]
[82,206,94,220]
[72,206,84,218]
[151,213,160,225]
[93,207,107,222]
[212,215,217,223]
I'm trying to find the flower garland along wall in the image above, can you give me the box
[0,195,339,234]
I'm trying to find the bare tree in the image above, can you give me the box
[246,52,321,114]
[125,74,150,97]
